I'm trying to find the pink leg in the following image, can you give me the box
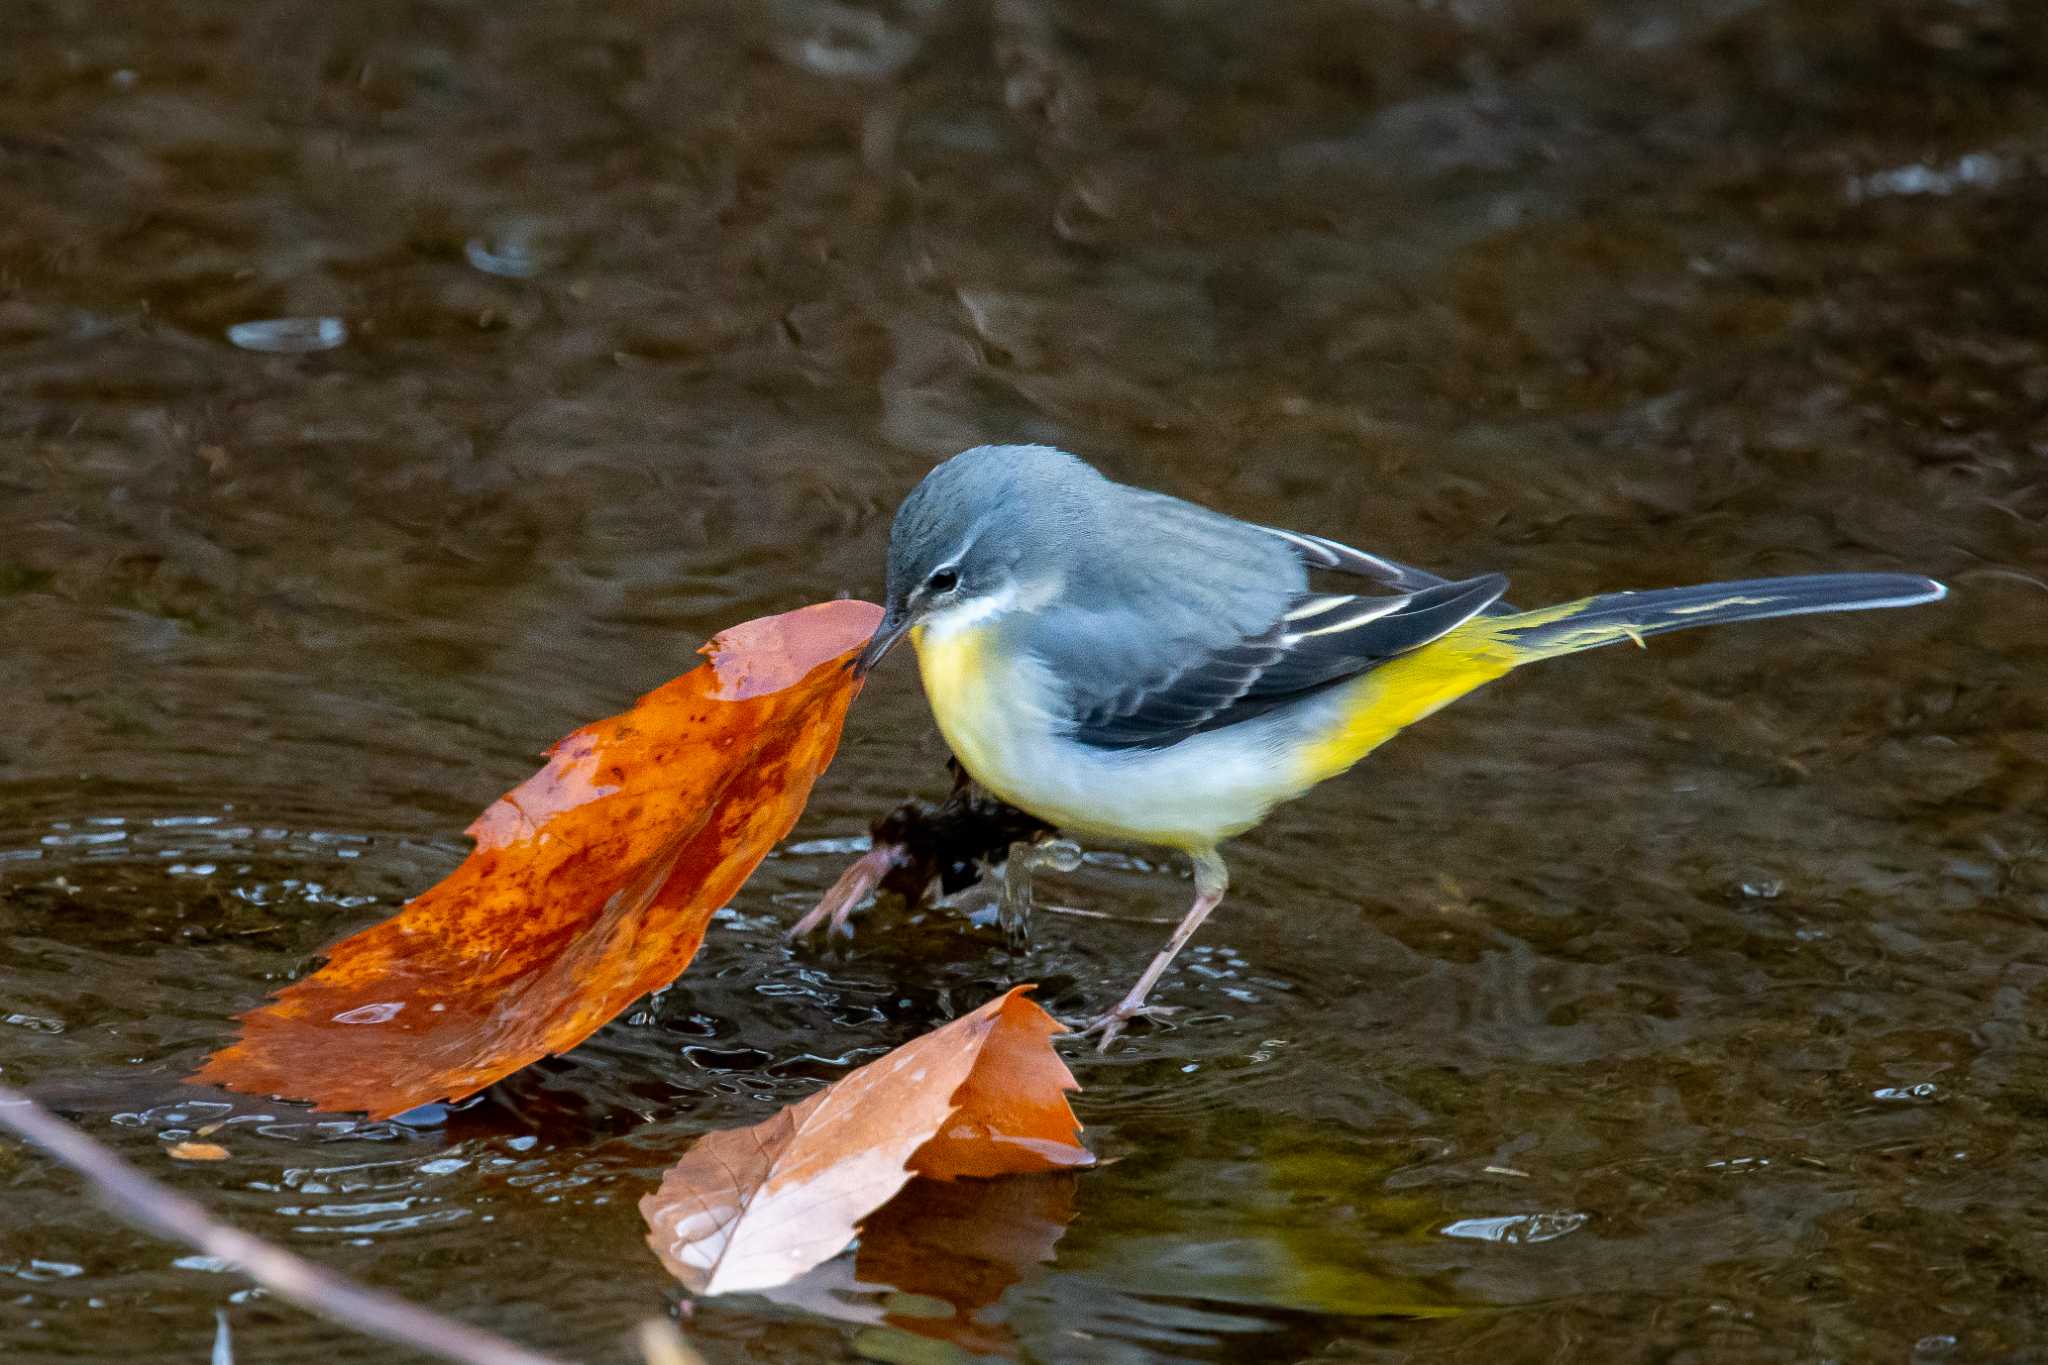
[784,844,905,942]
[1076,849,1228,1051]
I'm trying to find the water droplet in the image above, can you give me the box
[173,1255,235,1274]
[1441,1211,1588,1244]
[4,1260,85,1281]
[463,228,553,279]
[1037,839,1084,873]
[774,4,919,80]
[226,317,347,354]
[1874,1082,1941,1102]
[331,1001,405,1025]
[392,1102,451,1128]
[780,835,873,856]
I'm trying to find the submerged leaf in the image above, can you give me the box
[641,987,1090,1296]
[191,600,882,1120]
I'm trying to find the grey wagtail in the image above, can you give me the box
[851,444,1947,1048]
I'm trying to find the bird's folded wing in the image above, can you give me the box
[1055,573,1510,750]
[1258,525,1519,616]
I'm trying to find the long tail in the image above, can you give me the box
[1293,571,1946,788]
[1489,572,1947,661]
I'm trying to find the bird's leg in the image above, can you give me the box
[999,837,1082,947]
[784,844,907,942]
[1076,849,1228,1051]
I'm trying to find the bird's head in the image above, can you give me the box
[855,444,1101,676]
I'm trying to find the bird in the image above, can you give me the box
[849,443,1947,1048]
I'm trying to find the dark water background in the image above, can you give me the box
[4,1,2045,1360]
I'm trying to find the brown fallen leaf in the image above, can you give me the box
[641,986,1090,1296]
[191,599,882,1120]
[167,1141,231,1162]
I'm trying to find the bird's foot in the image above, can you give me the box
[784,846,904,944]
[1069,1000,1181,1052]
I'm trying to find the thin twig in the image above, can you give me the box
[0,1085,572,1365]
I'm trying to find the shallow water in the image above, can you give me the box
[3,1,2046,1361]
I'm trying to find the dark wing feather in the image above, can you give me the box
[1258,525,1519,616]
[1069,573,1509,749]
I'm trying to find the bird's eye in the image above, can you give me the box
[926,567,960,594]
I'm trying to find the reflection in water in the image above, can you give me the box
[748,1174,1078,1359]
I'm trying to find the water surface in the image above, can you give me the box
[4,2,2045,1361]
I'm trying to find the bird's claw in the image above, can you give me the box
[784,846,902,945]
[1069,1001,1180,1052]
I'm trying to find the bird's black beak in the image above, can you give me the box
[853,607,914,679]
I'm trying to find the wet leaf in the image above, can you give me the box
[190,600,882,1120]
[641,987,1090,1296]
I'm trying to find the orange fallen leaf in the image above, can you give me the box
[641,986,1091,1296]
[191,599,883,1120]
[166,1141,231,1161]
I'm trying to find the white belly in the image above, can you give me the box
[911,617,1310,852]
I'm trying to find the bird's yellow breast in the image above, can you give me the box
[909,617,1133,838]
[909,620,1010,790]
